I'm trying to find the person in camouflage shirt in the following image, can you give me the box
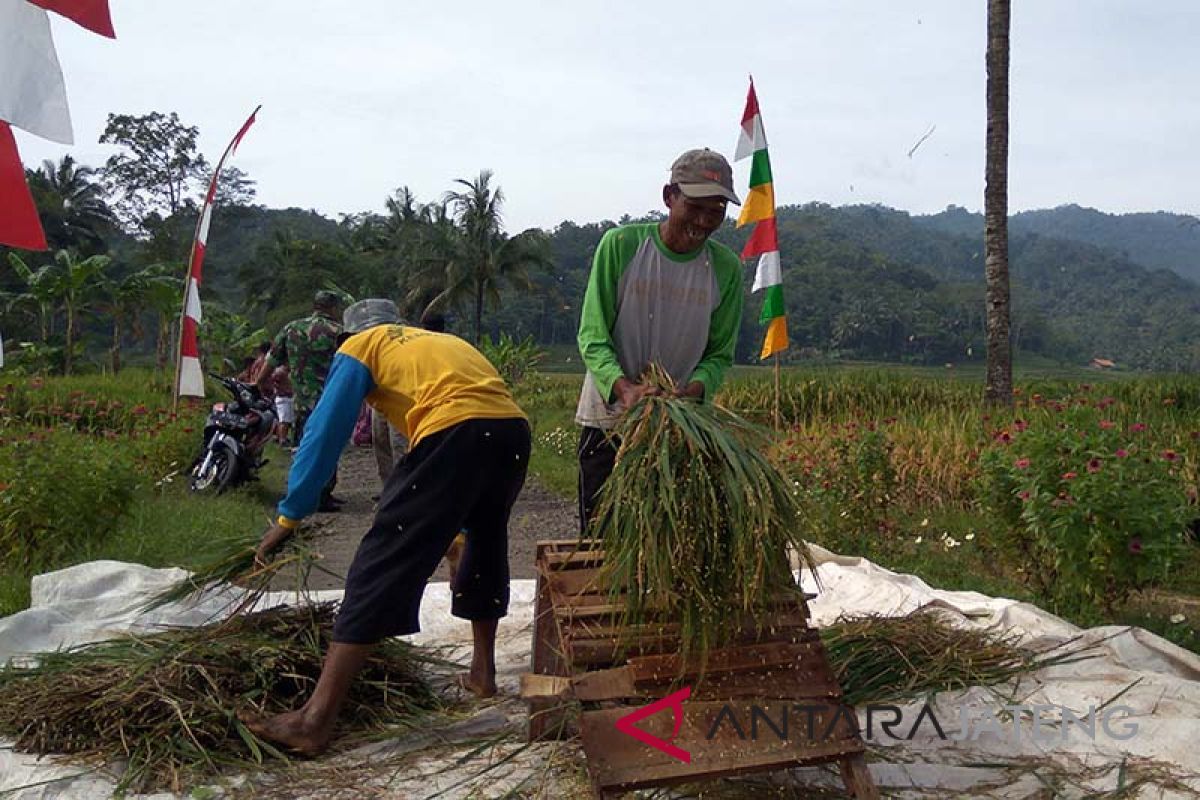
[258,291,343,432]
[258,291,344,509]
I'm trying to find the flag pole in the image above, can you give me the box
[172,105,261,413]
[773,353,781,432]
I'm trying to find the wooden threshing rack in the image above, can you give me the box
[522,539,880,799]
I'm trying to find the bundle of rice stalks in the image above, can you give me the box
[820,609,1095,706]
[594,368,818,666]
[144,530,322,614]
[0,603,447,793]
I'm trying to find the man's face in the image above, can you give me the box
[663,186,728,250]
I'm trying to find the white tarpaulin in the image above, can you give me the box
[2,549,1199,798]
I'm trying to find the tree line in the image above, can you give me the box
[4,109,1200,376]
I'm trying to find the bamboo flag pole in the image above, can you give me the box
[172,106,261,413]
[773,352,782,432]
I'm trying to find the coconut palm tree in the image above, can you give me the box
[984,0,1013,405]
[434,171,553,343]
[26,156,116,253]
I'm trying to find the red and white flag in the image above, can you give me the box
[0,0,114,250]
[176,106,261,399]
[0,121,47,250]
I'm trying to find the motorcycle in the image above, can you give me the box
[189,373,277,493]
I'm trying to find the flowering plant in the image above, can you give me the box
[978,404,1190,614]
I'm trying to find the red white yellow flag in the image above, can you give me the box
[734,78,788,360]
[176,106,260,399]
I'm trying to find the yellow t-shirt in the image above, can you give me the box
[337,325,526,448]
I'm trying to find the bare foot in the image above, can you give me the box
[238,709,331,757]
[457,671,497,699]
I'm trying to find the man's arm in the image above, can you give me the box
[688,246,745,400]
[577,228,633,402]
[274,353,374,524]
[257,328,288,392]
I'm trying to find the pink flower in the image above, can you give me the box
[1062,471,1078,480]
[1018,490,1031,501]
[1086,458,1102,473]
[1115,448,1129,458]
[1099,420,1115,430]
[1128,538,1144,555]
[1014,458,1031,470]
[132,404,148,416]
[994,430,1012,444]
[1162,449,1179,462]
[1013,419,1029,432]
[1129,422,1147,432]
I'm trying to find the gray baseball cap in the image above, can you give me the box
[343,298,401,334]
[669,148,741,205]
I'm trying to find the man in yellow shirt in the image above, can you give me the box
[245,299,530,756]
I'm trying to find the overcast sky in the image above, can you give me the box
[14,0,1200,232]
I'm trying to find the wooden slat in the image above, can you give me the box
[528,568,572,741]
[580,700,863,792]
[541,549,607,568]
[840,752,881,799]
[545,567,606,597]
[624,637,821,683]
[521,673,572,700]
[535,538,601,553]
[552,590,813,618]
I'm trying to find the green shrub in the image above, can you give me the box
[0,429,136,569]
[781,421,899,555]
[978,403,1191,614]
[479,332,544,388]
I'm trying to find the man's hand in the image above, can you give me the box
[612,377,662,411]
[256,521,295,567]
[674,381,705,400]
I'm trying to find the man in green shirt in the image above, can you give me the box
[575,148,745,531]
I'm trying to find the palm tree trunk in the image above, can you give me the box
[111,315,123,374]
[984,0,1013,406]
[64,298,75,376]
[474,279,484,345]
[156,314,170,372]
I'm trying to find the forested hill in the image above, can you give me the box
[189,202,1200,372]
[7,192,1200,373]
[771,204,1200,371]
[919,204,1200,284]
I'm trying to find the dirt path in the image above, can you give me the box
[294,444,579,590]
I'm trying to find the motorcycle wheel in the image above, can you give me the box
[189,448,238,493]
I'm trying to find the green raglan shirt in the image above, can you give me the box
[575,223,743,429]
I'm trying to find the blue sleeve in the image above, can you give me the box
[277,353,374,520]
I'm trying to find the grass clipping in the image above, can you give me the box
[0,603,447,794]
[594,373,817,666]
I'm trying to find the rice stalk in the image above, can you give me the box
[594,366,817,669]
[0,603,449,794]
[143,530,322,615]
[820,609,1098,706]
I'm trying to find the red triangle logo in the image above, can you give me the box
[614,686,692,764]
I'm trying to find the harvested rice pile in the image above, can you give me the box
[594,379,817,664]
[0,603,446,793]
[822,609,1091,706]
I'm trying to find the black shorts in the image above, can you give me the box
[332,417,531,644]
